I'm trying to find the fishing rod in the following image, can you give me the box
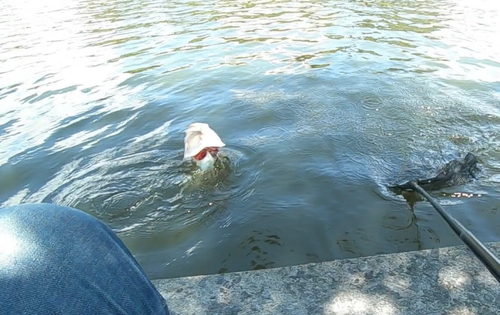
[410,181,500,283]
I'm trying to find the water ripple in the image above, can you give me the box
[1,0,500,278]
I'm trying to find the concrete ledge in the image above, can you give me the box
[153,243,500,314]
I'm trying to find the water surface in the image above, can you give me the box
[1,0,500,279]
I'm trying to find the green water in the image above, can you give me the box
[1,0,499,279]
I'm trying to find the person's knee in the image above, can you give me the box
[0,203,169,314]
[1,203,104,231]
[0,203,113,275]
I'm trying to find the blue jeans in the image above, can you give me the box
[0,203,169,315]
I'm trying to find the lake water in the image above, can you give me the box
[1,0,499,279]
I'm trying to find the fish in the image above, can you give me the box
[390,153,479,191]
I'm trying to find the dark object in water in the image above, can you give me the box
[390,153,479,191]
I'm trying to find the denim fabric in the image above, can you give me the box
[0,203,169,315]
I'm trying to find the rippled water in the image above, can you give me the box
[1,0,500,279]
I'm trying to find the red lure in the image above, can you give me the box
[193,147,219,161]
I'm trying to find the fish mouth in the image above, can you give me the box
[463,153,479,176]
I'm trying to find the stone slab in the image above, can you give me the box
[153,243,500,314]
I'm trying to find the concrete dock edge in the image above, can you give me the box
[153,242,500,314]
